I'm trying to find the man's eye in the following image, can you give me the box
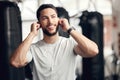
[42,17,47,20]
[51,15,56,18]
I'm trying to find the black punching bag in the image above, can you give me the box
[79,10,104,80]
[0,1,25,80]
[56,7,70,38]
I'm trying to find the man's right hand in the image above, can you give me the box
[30,22,41,36]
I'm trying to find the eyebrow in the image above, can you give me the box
[41,13,57,18]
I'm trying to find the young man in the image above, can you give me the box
[10,4,99,80]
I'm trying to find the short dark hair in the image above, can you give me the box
[36,4,57,21]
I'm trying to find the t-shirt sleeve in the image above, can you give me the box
[26,46,33,63]
[69,36,77,46]
[69,36,78,54]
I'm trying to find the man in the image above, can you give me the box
[10,4,99,80]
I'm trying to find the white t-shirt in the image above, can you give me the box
[26,36,78,80]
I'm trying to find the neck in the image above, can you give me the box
[43,33,59,44]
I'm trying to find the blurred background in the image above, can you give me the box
[0,0,120,80]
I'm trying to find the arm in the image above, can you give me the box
[10,23,40,68]
[70,29,99,57]
[59,18,99,57]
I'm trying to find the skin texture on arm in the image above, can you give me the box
[10,23,40,68]
[70,30,99,57]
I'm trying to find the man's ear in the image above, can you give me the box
[37,21,41,29]
[58,20,61,27]
[58,18,61,24]
[37,21,41,26]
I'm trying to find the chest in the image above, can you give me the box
[31,40,76,78]
[33,41,75,67]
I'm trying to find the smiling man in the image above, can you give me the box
[10,4,99,80]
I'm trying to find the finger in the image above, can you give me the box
[59,19,64,25]
[36,24,40,30]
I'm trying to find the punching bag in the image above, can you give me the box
[56,7,70,38]
[0,1,25,80]
[79,10,104,80]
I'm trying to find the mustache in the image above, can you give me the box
[47,23,57,27]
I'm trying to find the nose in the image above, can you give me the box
[48,17,53,24]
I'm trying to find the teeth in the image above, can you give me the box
[48,26,54,29]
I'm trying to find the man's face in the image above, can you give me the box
[39,8,59,36]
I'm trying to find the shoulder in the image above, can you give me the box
[59,36,70,43]
[30,40,43,48]
[59,36,76,46]
[61,36,75,41]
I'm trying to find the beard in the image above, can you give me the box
[42,25,59,36]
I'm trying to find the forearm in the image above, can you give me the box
[10,32,35,68]
[70,29,99,57]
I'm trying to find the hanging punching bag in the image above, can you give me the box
[0,1,25,80]
[79,10,104,80]
[56,7,70,38]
